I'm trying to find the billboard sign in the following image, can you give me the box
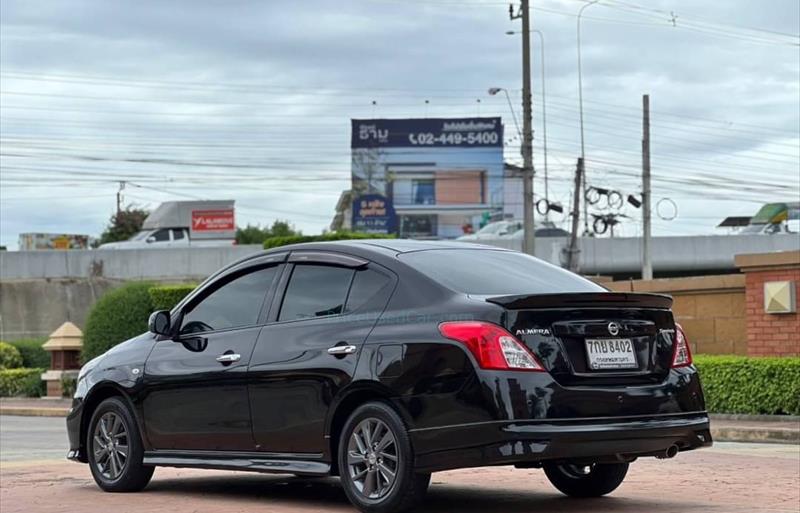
[191,209,235,233]
[352,194,397,234]
[351,117,502,149]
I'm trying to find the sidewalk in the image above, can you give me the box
[1,398,798,444]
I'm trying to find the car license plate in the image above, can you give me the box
[585,338,638,370]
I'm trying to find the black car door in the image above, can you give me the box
[248,251,396,455]
[142,257,283,451]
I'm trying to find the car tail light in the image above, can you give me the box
[671,323,693,368]
[438,321,546,372]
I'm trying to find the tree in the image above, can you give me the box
[99,207,149,244]
[235,219,301,244]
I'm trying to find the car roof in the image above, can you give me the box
[253,239,503,258]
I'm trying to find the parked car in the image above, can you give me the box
[507,220,571,239]
[456,219,522,241]
[67,240,711,513]
[98,200,236,249]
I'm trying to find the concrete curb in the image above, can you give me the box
[711,425,800,444]
[0,407,70,418]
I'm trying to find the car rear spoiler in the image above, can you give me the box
[485,292,673,310]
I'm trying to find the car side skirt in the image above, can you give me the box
[142,450,331,476]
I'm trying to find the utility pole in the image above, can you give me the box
[566,158,583,271]
[510,1,535,256]
[116,181,126,215]
[642,94,653,279]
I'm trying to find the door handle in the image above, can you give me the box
[327,345,357,356]
[216,353,241,363]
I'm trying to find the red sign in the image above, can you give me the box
[191,209,235,232]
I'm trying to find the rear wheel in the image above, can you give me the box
[543,462,628,498]
[87,397,154,492]
[338,401,430,513]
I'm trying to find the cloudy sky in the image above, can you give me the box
[1,0,798,248]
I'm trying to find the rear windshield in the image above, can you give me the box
[399,249,606,295]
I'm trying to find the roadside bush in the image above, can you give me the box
[82,281,154,362]
[0,342,23,370]
[695,355,800,415]
[149,284,196,311]
[0,368,45,397]
[61,374,77,398]
[6,338,49,368]
[263,231,395,249]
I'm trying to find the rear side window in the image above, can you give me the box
[279,265,354,321]
[399,249,605,295]
[346,268,391,312]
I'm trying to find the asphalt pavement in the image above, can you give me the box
[0,414,69,461]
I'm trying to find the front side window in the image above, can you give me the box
[279,265,354,321]
[172,228,185,240]
[181,266,278,334]
[150,229,170,242]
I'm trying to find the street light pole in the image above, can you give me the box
[532,29,549,218]
[510,0,535,256]
[577,0,599,234]
[505,28,550,221]
[488,87,521,140]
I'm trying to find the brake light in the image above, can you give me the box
[671,323,693,368]
[438,321,546,372]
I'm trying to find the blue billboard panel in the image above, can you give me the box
[351,117,503,149]
[352,194,397,234]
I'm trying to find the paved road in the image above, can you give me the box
[1,415,798,512]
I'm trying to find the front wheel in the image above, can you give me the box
[543,462,628,498]
[87,397,154,492]
[338,401,430,513]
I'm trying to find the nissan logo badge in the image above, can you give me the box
[608,322,620,336]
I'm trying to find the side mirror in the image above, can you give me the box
[148,310,172,336]
[146,236,156,243]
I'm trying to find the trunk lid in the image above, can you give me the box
[487,292,677,386]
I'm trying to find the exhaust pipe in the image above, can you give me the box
[656,444,679,459]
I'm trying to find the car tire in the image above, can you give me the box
[338,401,431,513]
[87,397,154,492]
[543,462,628,498]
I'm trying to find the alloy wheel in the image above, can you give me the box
[346,418,399,499]
[92,411,129,481]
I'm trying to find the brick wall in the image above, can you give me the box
[737,253,800,357]
[607,274,747,355]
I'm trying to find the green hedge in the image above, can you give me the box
[0,368,45,397]
[6,338,49,368]
[82,282,154,362]
[263,231,395,249]
[149,284,196,311]
[695,355,800,415]
[0,342,23,370]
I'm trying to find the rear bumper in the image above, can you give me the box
[410,412,712,473]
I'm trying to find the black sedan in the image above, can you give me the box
[67,240,711,513]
